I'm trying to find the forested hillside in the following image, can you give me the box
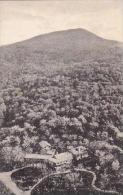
[0,29,122,80]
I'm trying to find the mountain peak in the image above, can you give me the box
[0,28,122,74]
[53,28,97,35]
[30,28,101,42]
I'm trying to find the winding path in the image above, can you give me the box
[30,168,119,195]
[0,166,120,195]
[0,171,30,195]
[0,167,31,195]
[75,168,119,195]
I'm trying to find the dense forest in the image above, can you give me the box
[0,59,123,193]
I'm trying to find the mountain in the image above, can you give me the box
[0,28,123,76]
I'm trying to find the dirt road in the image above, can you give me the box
[0,171,30,195]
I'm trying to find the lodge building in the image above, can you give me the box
[24,152,73,172]
[24,144,123,172]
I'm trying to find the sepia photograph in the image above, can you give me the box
[0,0,123,195]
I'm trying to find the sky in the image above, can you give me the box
[0,0,123,46]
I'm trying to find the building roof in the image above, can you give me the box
[25,153,51,160]
[69,146,87,155]
[39,141,51,148]
[25,153,56,163]
[54,152,73,163]
[24,152,73,165]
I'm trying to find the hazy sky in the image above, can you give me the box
[0,0,123,46]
